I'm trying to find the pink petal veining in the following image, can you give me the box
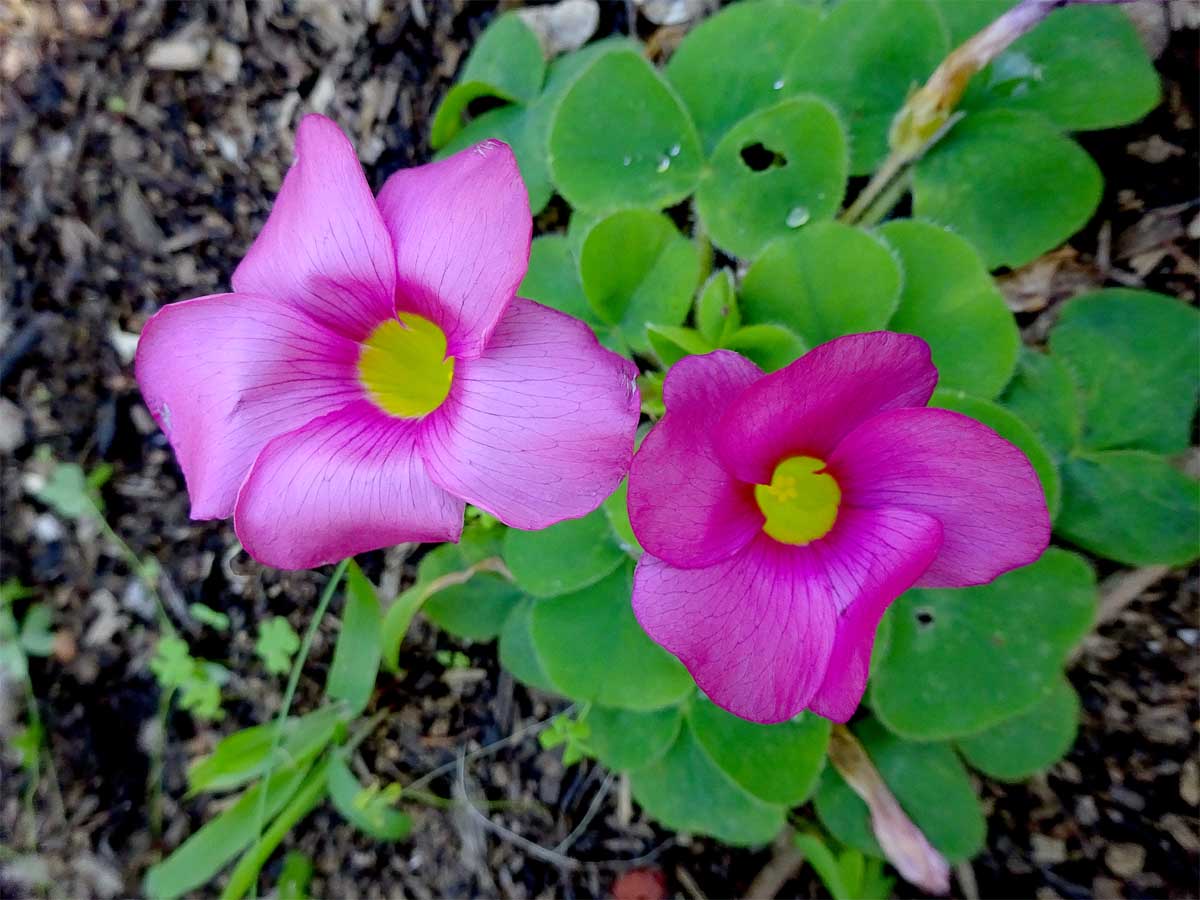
[829,407,1050,588]
[231,115,397,341]
[234,400,464,570]
[417,298,639,530]
[134,292,362,519]
[376,140,531,360]
[715,332,938,484]
[628,351,765,570]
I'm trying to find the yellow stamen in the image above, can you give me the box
[755,455,841,545]
[358,314,454,418]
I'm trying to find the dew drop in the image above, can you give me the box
[656,156,671,173]
[669,143,681,157]
[772,78,785,90]
[622,154,632,167]
[786,206,810,228]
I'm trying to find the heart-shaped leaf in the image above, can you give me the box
[957,675,1080,781]
[878,219,1019,397]
[549,49,703,211]
[689,700,830,807]
[503,508,626,598]
[913,110,1102,269]
[531,563,693,710]
[696,98,847,259]
[999,348,1083,462]
[629,715,786,846]
[579,209,701,354]
[1049,289,1200,455]
[740,222,902,346]
[871,549,1095,740]
[814,718,984,863]
[420,530,523,641]
[1057,451,1200,567]
[430,13,545,149]
[785,0,948,174]
[665,0,821,153]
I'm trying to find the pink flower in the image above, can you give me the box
[136,115,639,570]
[627,334,1050,724]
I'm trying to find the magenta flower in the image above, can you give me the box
[627,334,1050,724]
[136,115,638,570]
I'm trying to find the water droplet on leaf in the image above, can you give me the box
[786,206,810,228]
[656,156,671,173]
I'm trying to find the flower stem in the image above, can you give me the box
[841,0,1136,227]
[249,559,350,897]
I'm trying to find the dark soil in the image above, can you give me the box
[1,2,1196,898]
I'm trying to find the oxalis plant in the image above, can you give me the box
[107,0,1199,896]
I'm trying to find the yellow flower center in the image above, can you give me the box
[754,455,841,545]
[358,314,454,418]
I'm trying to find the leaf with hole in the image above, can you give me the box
[814,718,985,863]
[579,209,701,354]
[930,389,1061,520]
[1048,289,1200,455]
[549,48,703,212]
[665,0,822,153]
[957,674,1080,781]
[913,110,1103,270]
[1057,451,1200,567]
[696,98,847,260]
[870,549,1095,740]
[502,508,626,598]
[530,563,693,710]
[740,223,901,346]
[878,219,1019,398]
[784,0,948,174]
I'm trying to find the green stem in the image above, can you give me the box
[148,686,175,838]
[250,559,350,897]
[221,758,331,900]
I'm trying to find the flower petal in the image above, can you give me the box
[715,332,938,484]
[829,407,1051,588]
[234,400,464,570]
[417,298,639,529]
[633,507,941,724]
[806,510,943,723]
[135,293,362,519]
[629,351,764,569]
[231,114,396,341]
[376,139,531,360]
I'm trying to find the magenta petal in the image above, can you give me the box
[234,400,464,570]
[715,332,938,484]
[376,140,531,360]
[134,293,362,520]
[231,114,396,341]
[806,509,943,723]
[633,507,942,724]
[830,407,1051,588]
[417,298,639,529]
[629,351,764,569]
